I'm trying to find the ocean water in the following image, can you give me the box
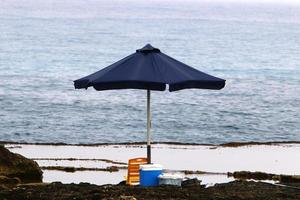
[0,0,300,144]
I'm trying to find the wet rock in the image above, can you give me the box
[278,175,300,183]
[183,170,205,175]
[91,193,102,199]
[107,166,119,172]
[0,176,21,186]
[117,181,126,186]
[230,171,275,180]
[230,171,300,185]
[0,177,17,191]
[0,145,42,183]
[119,195,137,200]
[40,165,122,172]
[181,178,202,187]
[78,182,93,186]
[0,181,300,199]
[0,184,8,190]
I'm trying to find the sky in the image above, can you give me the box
[177,0,300,4]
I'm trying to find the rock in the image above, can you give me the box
[181,178,202,187]
[91,193,102,199]
[278,175,300,183]
[0,145,42,183]
[119,195,137,200]
[229,171,300,185]
[106,166,119,172]
[0,176,20,189]
[78,182,92,186]
[117,180,126,186]
[1,180,300,199]
[231,171,275,180]
[0,176,21,185]
[0,184,8,190]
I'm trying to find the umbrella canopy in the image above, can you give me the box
[74,44,226,163]
[74,44,225,91]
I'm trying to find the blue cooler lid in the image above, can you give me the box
[140,164,163,171]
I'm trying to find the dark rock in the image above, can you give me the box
[0,181,300,199]
[118,180,126,186]
[78,182,92,186]
[119,195,137,200]
[279,175,300,183]
[0,176,20,185]
[91,193,102,200]
[231,171,275,180]
[181,178,202,187]
[61,167,76,173]
[41,166,76,172]
[106,166,119,172]
[51,181,63,186]
[0,145,43,183]
[230,171,300,185]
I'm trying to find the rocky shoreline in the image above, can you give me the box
[0,145,42,184]
[1,180,300,200]
[1,144,300,199]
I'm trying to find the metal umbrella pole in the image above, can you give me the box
[147,90,151,164]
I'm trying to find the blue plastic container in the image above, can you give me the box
[140,164,163,186]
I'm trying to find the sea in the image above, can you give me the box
[0,0,299,144]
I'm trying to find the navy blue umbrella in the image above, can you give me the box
[74,44,225,163]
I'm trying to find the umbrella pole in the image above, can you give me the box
[147,90,151,164]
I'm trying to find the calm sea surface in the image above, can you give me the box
[0,0,300,144]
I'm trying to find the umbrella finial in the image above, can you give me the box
[136,44,160,53]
